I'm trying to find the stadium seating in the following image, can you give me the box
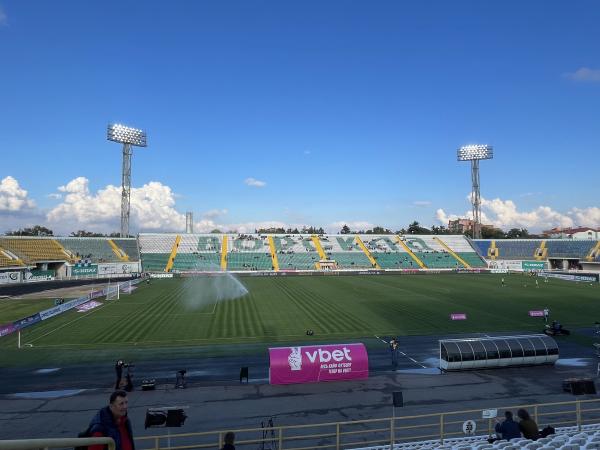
[226,234,273,270]
[0,246,24,268]
[172,234,222,271]
[273,235,320,270]
[135,234,600,273]
[437,235,487,268]
[483,239,541,260]
[359,235,415,269]
[323,236,374,269]
[57,238,121,263]
[359,427,600,450]
[138,233,179,272]
[112,238,140,261]
[0,237,72,263]
[474,240,491,257]
[545,239,597,259]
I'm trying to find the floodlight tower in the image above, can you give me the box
[107,124,147,237]
[457,144,493,239]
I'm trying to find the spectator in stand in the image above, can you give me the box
[494,411,521,441]
[221,431,236,450]
[87,390,134,450]
[517,408,539,440]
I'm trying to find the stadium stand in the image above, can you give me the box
[360,235,417,269]
[57,237,122,263]
[478,239,541,260]
[138,233,178,272]
[226,234,273,270]
[368,427,600,450]
[401,236,463,269]
[0,237,72,263]
[437,235,487,268]
[134,234,600,272]
[172,234,222,271]
[545,239,597,259]
[0,245,24,268]
[323,235,374,269]
[111,238,140,261]
[474,240,491,257]
[273,235,321,270]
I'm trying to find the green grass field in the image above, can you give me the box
[1,273,598,355]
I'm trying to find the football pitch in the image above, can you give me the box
[1,273,598,356]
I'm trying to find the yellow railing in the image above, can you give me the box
[433,236,470,269]
[165,235,181,272]
[221,235,228,271]
[0,437,115,450]
[135,398,600,450]
[535,240,547,261]
[311,235,327,261]
[268,236,279,271]
[586,241,600,262]
[108,239,130,261]
[395,235,425,268]
[354,236,380,269]
[489,240,498,259]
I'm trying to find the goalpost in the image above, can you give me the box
[106,281,120,300]
[106,279,134,300]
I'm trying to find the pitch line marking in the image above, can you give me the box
[26,299,116,345]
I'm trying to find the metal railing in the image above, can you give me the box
[0,437,115,450]
[135,398,600,450]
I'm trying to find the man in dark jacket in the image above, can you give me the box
[88,390,134,450]
[494,410,521,441]
[221,431,235,450]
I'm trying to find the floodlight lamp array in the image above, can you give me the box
[107,123,147,147]
[457,144,493,161]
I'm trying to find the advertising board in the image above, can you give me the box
[71,265,98,276]
[0,271,21,284]
[269,343,369,385]
[98,262,140,275]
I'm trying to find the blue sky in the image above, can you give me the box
[1,1,599,235]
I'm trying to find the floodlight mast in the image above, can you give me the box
[457,145,493,239]
[107,124,147,238]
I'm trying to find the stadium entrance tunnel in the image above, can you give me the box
[439,334,558,371]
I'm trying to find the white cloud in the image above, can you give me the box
[0,6,7,27]
[47,193,62,200]
[203,209,228,219]
[413,201,431,207]
[564,67,600,82]
[244,177,266,188]
[436,195,600,231]
[47,177,185,233]
[0,176,36,212]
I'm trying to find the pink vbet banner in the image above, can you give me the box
[529,310,544,317]
[269,343,369,385]
[450,313,467,320]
